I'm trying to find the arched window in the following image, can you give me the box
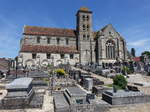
[82,15,85,21]
[106,40,115,59]
[87,15,89,20]
[87,25,89,31]
[83,35,86,40]
[83,24,86,31]
[87,35,90,40]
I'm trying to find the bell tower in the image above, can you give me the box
[76,7,93,64]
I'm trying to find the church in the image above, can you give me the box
[18,7,128,67]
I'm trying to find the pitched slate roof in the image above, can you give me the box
[23,26,76,37]
[20,45,79,54]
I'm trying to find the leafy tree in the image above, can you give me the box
[113,75,127,89]
[142,51,150,55]
[141,51,150,58]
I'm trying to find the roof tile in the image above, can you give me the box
[24,26,76,37]
[20,45,79,54]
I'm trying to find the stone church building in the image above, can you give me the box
[18,7,128,67]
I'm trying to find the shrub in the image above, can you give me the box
[123,66,134,74]
[123,66,130,74]
[113,74,127,89]
[55,69,66,77]
[47,64,53,69]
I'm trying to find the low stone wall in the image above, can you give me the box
[102,92,150,105]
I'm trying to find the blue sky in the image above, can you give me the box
[0,0,150,58]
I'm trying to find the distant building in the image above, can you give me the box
[18,7,128,67]
[133,57,141,62]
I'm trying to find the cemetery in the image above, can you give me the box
[0,2,150,112]
[0,59,150,112]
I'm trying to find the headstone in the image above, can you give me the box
[2,77,34,109]
[83,78,93,91]
[102,90,150,105]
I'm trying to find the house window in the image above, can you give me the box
[32,53,36,59]
[66,38,69,45]
[60,54,64,59]
[37,36,40,43]
[47,53,51,59]
[57,38,60,45]
[47,38,51,44]
[70,54,74,59]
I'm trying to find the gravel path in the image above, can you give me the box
[72,67,113,84]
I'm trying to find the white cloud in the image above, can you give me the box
[128,39,150,47]
[119,23,150,56]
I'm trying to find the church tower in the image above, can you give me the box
[76,7,94,64]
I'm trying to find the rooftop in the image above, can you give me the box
[79,7,89,11]
[23,26,76,37]
[20,45,79,54]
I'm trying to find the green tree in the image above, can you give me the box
[142,51,150,56]
[141,51,150,58]
[113,75,127,89]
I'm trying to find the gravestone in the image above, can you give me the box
[2,77,34,109]
[83,78,93,91]
[102,90,150,105]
